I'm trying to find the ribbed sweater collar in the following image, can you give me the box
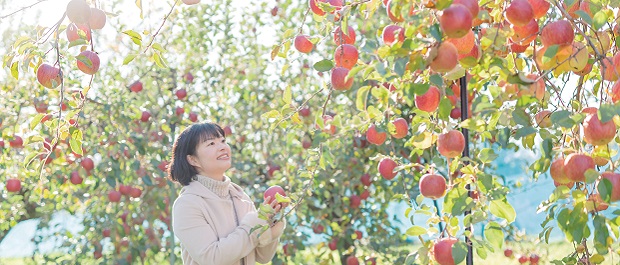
[194,174,231,198]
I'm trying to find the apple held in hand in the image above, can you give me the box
[264,185,287,206]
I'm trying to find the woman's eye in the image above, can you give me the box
[208,142,215,146]
[221,139,226,143]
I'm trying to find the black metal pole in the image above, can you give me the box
[459,75,474,265]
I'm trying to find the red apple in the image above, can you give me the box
[88,7,106,29]
[382,25,405,46]
[378,158,398,180]
[511,19,539,45]
[294,35,313,53]
[563,153,595,182]
[361,173,372,186]
[450,108,462,119]
[119,184,131,195]
[589,193,609,211]
[130,187,142,198]
[419,173,447,199]
[366,124,387,145]
[9,136,23,148]
[360,190,370,200]
[328,238,338,250]
[309,0,328,16]
[385,0,404,22]
[264,185,286,204]
[334,44,358,69]
[550,158,571,184]
[270,6,278,16]
[600,172,620,201]
[66,0,91,24]
[611,81,620,103]
[103,228,111,237]
[176,89,187,100]
[108,190,121,202]
[66,23,91,42]
[182,0,201,5]
[534,110,552,128]
[439,4,473,38]
[129,81,143,92]
[415,85,441,112]
[453,0,479,18]
[93,251,102,259]
[504,248,513,257]
[430,42,459,73]
[331,67,354,90]
[354,230,363,239]
[583,112,616,146]
[223,125,233,136]
[437,130,466,158]
[76,50,100,75]
[541,20,574,47]
[81,157,94,171]
[505,0,534,26]
[433,237,457,265]
[346,256,359,265]
[350,195,361,208]
[189,112,198,122]
[530,254,540,264]
[140,111,151,122]
[302,139,311,149]
[34,101,48,113]
[518,255,529,263]
[5,178,21,192]
[70,171,83,184]
[313,224,324,234]
[448,30,475,54]
[528,0,550,19]
[391,118,408,139]
[175,107,185,116]
[333,25,356,45]
[299,107,311,117]
[36,63,62,88]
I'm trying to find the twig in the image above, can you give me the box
[0,0,51,20]
[273,87,325,129]
[143,1,177,53]
[279,143,324,221]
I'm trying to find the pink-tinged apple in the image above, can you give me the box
[360,190,370,200]
[518,255,529,264]
[36,63,62,88]
[583,112,616,145]
[450,108,462,119]
[385,0,404,22]
[391,118,408,139]
[530,254,540,264]
[505,0,534,26]
[264,185,286,204]
[563,153,595,182]
[328,238,338,250]
[334,44,358,69]
[129,81,143,92]
[299,107,311,117]
[439,4,473,38]
[419,173,447,199]
[415,85,441,112]
[333,25,356,45]
[140,111,151,122]
[599,172,620,201]
[331,67,354,90]
[437,130,465,158]
[81,157,94,171]
[76,50,100,75]
[430,42,459,73]
[313,224,324,234]
[453,0,479,18]
[550,158,571,184]
[175,107,185,116]
[10,136,23,148]
[294,35,313,53]
[350,195,361,208]
[130,187,142,198]
[66,0,91,24]
[528,0,550,19]
[511,19,538,45]
[189,112,198,122]
[382,25,405,46]
[119,184,131,195]
[103,228,111,237]
[6,178,21,192]
[378,158,398,180]
[448,30,475,54]
[108,190,121,202]
[346,256,359,265]
[302,139,311,149]
[534,110,552,128]
[361,173,372,186]
[504,248,513,257]
[176,89,187,100]
[541,20,574,47]
[223,125,233,136]
[309,0,327,16]
[366,124,387,145]
[66,23,91,42]
[70,171,83,184]
[601,57,618,81]
[588,193,609,212]
[88,7,106,29]
[433,237,457,265]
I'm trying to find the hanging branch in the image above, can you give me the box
[0,0,51,20]
[143,1,178,53]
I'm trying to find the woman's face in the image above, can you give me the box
[188,136,231,178]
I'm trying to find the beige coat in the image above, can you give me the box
[172,180,280,265]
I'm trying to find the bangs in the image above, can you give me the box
[196,123,226,143]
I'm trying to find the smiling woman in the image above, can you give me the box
[167,122,288,265]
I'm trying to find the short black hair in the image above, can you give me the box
[168,122,226,186]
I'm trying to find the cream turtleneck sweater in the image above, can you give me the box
[194,174,231,198]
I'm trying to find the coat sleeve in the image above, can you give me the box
[254,219,286,264]
[172,195,264,265]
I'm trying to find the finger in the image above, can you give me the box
[270,199,278,209]
[264,196,272,205]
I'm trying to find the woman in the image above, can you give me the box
[168,122,286,265]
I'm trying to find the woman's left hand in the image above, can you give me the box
[263,196,289,214]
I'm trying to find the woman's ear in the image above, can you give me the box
[186,155,198,167]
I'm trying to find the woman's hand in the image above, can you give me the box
[263,196,289,214]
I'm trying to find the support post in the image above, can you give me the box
[459,75,474,265]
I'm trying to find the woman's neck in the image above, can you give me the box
[197,172,225,181]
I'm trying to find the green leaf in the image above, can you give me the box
[10,61,19,79]
[452,241,468,264]
[515,126,536,139]
[406,225,427,236]
[394,57,408,77]
[598,103,620,123]
[123,54,138,65]
[23,152,39,168]
[30,114,44,130]
[479,148,498,164]
[76,55,93,68]
[512,108,531,126]
[106,175,117,187]
[142,175,153,186]
[356,86,370,111]
[550,110,574,128]
[437,98,452,120]
[543,45,559,64]
[153,52,167,68]
[69,138,83,156]
[574,10,592,26]
[135,0,143,19]
[429,24,442,41]
[283,85,292,104]
[152,43,166,52]
[598,178,613,203]
[68,39,88,48]
[590,254,605,264]
[430,74,443,87]
[313,59,334,72]
[489,199,516,223]
[122,30,142,46]
[484,222,504,250]
[592,12,608,30]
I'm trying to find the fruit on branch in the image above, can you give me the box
[433,237,457,265]
[430,42,458,73]
[346,256,359,265]
[582,111,616,146]
[517,255,529,264]
[66,23,91,42]
[563,153,595,182]
[129,81,143,92]
[81,157,94,172]
[140,111,151,122]
[611,81,620,103]
[505,0,534,26]
[385,0,404,22]
[378,158,398,180]
[599,172,620,201]
[527,0,550,18]
[299,107,311,117]
[189,112,198,122]
[76,50,100,75]
[534,110,551,128]
[331,67,354,90]
[294,35,313,53]
[541,20,574,47]
[382,25,405,46]
[361,173,372,186]
[504,248,513,257]
[70,171,83,184]
[447,30,475,54]
[66,0,91,24]
[328,238,338,250]
[333,25,355,45]
[453,0,479,18]
[439,4,473,38]
[437,130,465,158]
[6,178,21,192]
[88,7,106,29]
[600,57,619,81]
[419,173,447,199]
[334,44,358,69]
[550,158,571,184]
[9,136,23,148]
[350,195,361,208]
[587,193,609,212]
[108,190,121,202]
[366,124,387,145]
[176,89,188,100]
[415,85,440,112]
[36,63,62,88]
[510,19,538,45]
[390,118,408,139]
